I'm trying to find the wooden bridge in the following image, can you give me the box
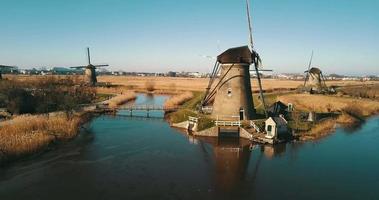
[117,104,180,117]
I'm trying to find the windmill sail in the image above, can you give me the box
[246,0,268,117]
[246,0,254,50]
[303,51,314,87]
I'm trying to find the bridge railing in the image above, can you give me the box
[215,120,241,127]
[119,104,179,111]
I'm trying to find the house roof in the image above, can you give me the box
[272,117,287,126]
[266,116,287,126]
[268,101,288,116]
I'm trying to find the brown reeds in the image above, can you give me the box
[0,113,88,162]
[299,119,337,141]
[278,93,379,115]
[163,92,194,109]
[107,92,137,108]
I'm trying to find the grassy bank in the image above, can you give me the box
[165,92,215,131]
[293,101,377,141]
[163,92,194,109]
[0,112,93,164]
[107,92,137,108]
[278,93,379,115]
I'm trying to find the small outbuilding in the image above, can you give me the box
[265,116,288,139]
[267,101,289,117]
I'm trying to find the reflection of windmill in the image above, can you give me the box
[70,47,108,86]
[201,0,270,119]
[0,65,17,80]
[303,51,328,93]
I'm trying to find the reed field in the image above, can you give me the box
[97,76,377,92]
[5,75,376,92]
[0,113,90,162]
[278,93,379,115]
[107,92,137,108]
[163,91,194,109]
[340,84,379,99]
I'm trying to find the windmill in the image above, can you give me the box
[201,0,270,120]
[303,51,328,93]
[0,65,17,80]
[70,47,108,86]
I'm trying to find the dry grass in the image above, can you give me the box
[107,92,137,108]
[278,93,379,115]
[6,75,376,92]
[340,84,379,99]
[0,113,88,161]
[97,76,376,92]
[336,113,359,124]
[163,91,194,109]
[299,119,337,141]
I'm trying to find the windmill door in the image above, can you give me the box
[239,108,244,120]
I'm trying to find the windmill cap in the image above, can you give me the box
[305,67,322,74]
[217,46,253,64]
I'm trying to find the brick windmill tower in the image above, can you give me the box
[201,0,269,120]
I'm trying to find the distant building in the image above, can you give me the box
[167,71,176,77]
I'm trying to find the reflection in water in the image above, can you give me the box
[261,144,286,159]
[187,134,289,197]
[207,138,251,193]
[1,93,378,200]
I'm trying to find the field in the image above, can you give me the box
[98,76,377,92]
[5,74,377,92]
[278,93,379,115]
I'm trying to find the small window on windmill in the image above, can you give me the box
[227,88,232,97]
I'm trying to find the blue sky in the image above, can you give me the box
[0,0,378,75]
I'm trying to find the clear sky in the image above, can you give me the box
[0,0,378,75]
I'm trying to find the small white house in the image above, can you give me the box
[265,116,288,139]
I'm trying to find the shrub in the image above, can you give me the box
[0,77,96,115]
[145,81,155,92]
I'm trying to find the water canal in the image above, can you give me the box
[0,94,378,200]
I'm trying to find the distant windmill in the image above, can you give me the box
[201,0,271,120]
[70,47,108,86]
[303,51,328,93]
[0,65,17,80]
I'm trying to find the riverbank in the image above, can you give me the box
[0,89,138,165]
[295,107,379,141]
[107,92,137,108]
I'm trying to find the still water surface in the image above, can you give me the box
[0,94,378,200]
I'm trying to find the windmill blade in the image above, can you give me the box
[199,54,216,60]
[93,64,109,68]
[320,72,328,90]
[246,0,267,117]
[246,0,254,50]
[250,69,273,72]
[87,47,91,65]
[254,63,268,117]
[70,66,87,69]
[303,51,314,87]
